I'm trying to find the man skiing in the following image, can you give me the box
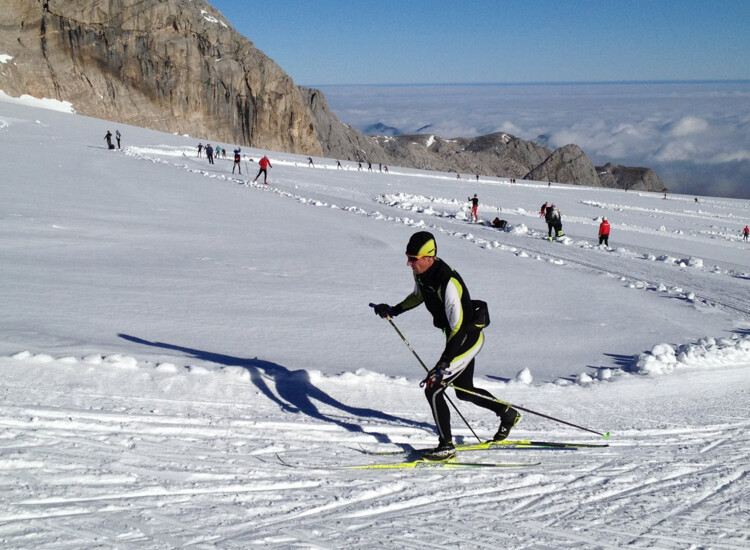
[598,217,611,246]
[468,194,479,222]
[545,204,563,240]
[104,131,113,149]
[253,155,272,184]
[373,231,521,460]
[115,130,121,149]
[232,147,242,174]
[743,225,749,241]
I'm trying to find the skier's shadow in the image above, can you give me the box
[118,334,431,443]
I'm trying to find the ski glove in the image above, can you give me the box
[373,303,394,318]
[420,361,451,389]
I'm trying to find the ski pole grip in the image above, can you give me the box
[369,302,392,320]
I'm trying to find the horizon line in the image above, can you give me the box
[308,79,750,88]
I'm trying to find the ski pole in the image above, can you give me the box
[448,385,610,439]
[369,304,482,443]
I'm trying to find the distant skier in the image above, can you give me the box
[308,157,315,167]
[232,147,242,174]
[545,204,563,240]
[104,131,114,150]
[336,160,343,169]
[468,194,479,222]
[253,155,272,184]
[197,143,203,157]
[205,144,214,165]
[598,217,611,246]
[115,130,121,149]
[743,225,749,241]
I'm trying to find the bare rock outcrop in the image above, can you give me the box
[0,0,322,154]
[525,144,600,186]
[597,163,666,192]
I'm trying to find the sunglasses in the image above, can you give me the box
[407,254,434,263]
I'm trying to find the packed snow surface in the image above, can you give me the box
[1,96,749,549]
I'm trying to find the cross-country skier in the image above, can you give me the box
[253,155,272,184]
[373,231,521,460]
[468,194,479,222]
[598,217,611,246]
[232,147,242,174]
[545,204,563,240]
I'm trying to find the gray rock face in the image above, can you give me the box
[0,0,322,154]
[526,144,600,186]
[597,163,666,192]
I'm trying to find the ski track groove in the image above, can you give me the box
[3,394,748,548]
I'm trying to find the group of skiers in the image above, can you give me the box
[104,130,122,150]
[539,201,611,245]
[195,143,272,183]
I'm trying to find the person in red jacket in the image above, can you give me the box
[468,194,479,222]
[598,217,611,246]
[253,155,272,184]
[743,225,749,241]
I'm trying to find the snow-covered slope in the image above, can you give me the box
[1,98,748,549]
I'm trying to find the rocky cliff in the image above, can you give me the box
[0,0,666,192]
[0,0,322,154]
[596,162,664,192]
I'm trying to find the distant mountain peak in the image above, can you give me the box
[363,122,402,137]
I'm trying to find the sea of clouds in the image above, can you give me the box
[319,81,750,199]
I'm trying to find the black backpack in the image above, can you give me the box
[470,300,491,330]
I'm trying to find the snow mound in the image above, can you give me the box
[514,367,533,384]
[634,335,750,375]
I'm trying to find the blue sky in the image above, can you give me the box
[209,0,750,86]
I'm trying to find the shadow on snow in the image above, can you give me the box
[118,333,433,443]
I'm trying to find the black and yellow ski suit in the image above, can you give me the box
[391,258,511,445]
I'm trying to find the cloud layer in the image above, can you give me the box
[319,82,750,198]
